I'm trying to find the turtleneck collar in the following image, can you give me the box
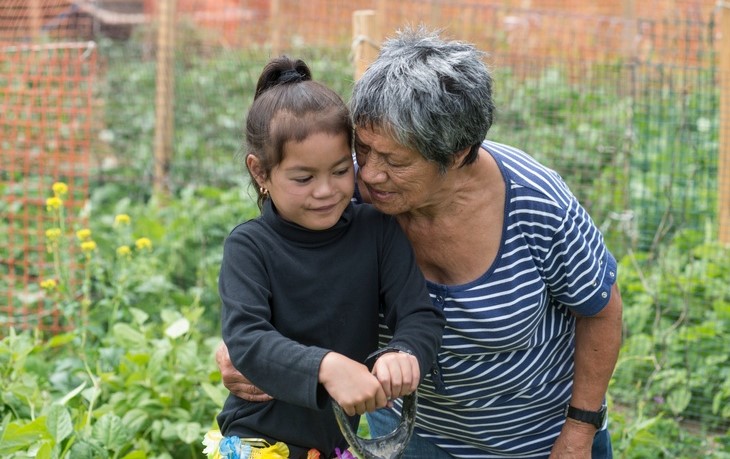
[261,198,354,246]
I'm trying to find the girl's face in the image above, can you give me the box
[254,132,354,231]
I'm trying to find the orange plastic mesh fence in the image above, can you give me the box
[1,41,96,332]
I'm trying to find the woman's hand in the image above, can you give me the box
[319,352,388,416]
[372,351,420,401]
[216,341,273,402]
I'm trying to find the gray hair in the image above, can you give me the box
[350,27,495,172]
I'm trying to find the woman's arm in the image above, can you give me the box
[550,283,623,458]
[216,341,272,401]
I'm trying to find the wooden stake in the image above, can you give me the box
[29,0,41,43]
[720,4,730,243]
[353,10,378,81]
[271,0,282,56]
[153,0,175,197]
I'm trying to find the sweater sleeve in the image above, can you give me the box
[219,226,330,409]
[376,215,446,380]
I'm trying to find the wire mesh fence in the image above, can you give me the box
[1,0,729,450]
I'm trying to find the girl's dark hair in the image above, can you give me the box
[245,56,353,210]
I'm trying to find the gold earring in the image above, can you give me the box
[259,186,269,196]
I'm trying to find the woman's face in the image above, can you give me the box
[354,126,441,215]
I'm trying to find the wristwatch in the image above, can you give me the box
[564,403,607,429]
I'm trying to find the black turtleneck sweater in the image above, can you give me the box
[217,199,445,458]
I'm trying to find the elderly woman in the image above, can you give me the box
[217,28,623,458]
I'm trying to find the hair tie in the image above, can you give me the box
[278,69,305,84]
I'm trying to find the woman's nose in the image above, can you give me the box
[359,158,385,183]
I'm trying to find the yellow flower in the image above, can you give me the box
[114,213,131,226]
[253,441,289,458]
[76,228,92,241]
[52,182,68,197]
[45,228,62,241]
[80,240,97,252]
[116,245,132,257]
[135,237,152,251]
[46,196,63,211]
[40,279,58,291]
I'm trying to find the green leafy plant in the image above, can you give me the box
[0,182,237,458]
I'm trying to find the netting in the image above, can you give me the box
[1,40,95,332]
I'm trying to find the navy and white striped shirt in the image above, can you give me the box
[379,140,617,458]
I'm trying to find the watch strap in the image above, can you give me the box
[565,404,606,429]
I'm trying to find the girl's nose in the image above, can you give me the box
[312,177,335,197]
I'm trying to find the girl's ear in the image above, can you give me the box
[246,154,266,187]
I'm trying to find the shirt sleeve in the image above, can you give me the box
[219,227,330,409]
[542,195,618,317]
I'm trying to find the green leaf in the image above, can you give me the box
[113,323,146,347]
[121,409,150,435]
[129,308,149,325]
[46,333,76,348]
[666,387,691,415]
[0,417,52,455]
[165,317,190,339]
[82,385,102,405]
[56,381,87,406]
[45,405,73,443]
[34,440,54,459]
[69,438,109,459]
[175,421,202,444]
[92,413,131,451]
[201,382,226,407]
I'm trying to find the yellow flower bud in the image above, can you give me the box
[80,240,97,252]
[45,228,62,241]
[40,279,58,291]
[116,245,132,257]
[76,228,92,241]
[135,237,152,251]
[52,182,68,197]
[46,196,63,212]
[114,214,131,226]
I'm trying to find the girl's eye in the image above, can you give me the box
[292,176,312,184]
[334,167,350,176]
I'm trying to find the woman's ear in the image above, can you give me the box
[246,154,266,187]
[450,146,472,170]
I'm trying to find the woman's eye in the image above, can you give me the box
[354,144,369,156]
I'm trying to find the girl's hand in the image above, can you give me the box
[372,351,420,401]
[319,352,388,416]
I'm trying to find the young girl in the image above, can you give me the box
[213,57,445,458]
